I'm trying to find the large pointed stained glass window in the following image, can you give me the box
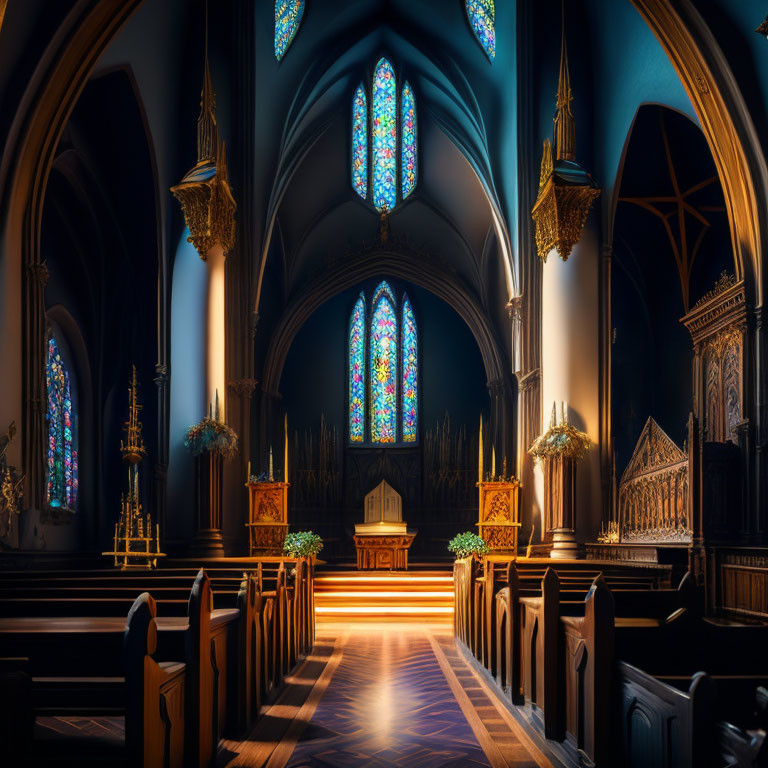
[466,0,496,61]
[274,0,305,61]
[46,335,78,510]
[351,59,418,210]
[348,294,366,442]
[347,282,419,444]
[370,283,398,442]
[371,58,397,212]
[401,296,418,443]
[401,82,417,200]
[352,85,368,200]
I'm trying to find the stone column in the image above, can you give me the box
[539,229,602,545]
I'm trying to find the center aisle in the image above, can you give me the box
[219,622,553,768]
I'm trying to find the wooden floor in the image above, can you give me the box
[217,621,554,768]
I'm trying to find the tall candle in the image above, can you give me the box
[247,460,251,483]
[269,446,273,482]
[478,414,484,483]
[284,413,289,483]
[491,444,496,479]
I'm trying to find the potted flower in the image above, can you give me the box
[448,531,489,561]
[283,531,324,561]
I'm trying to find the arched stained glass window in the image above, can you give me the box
[401,82,417,200]
[466,0,496,61]
[274,0,305,61]
[351,85,368,200]
[46,335,78,510]
[401,296,418,443]
[348,294,366,442]
[371,58,397,212]
[347,282,419,444]
[351,59,418,210]
[370,284,398,443]
[372,279,395,308]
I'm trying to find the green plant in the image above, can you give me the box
[283,531,323,559]
[448,531,489,559]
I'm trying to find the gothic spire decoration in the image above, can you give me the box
[171,0,236,260]
[554,19,575,162]
[531,1,600,262]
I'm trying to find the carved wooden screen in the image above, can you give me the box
[681,275,746,445]
[619,417,691,543]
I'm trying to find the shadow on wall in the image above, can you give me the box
[168,229,207,541]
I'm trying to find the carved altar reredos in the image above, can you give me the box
[619,417,690,543]
[355,480,406,534]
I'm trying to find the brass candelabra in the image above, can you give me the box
[103,367,165,569]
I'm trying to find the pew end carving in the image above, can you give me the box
[125,592,186,768]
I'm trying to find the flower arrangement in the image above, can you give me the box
[528,402,590,462]
[283,531,323,559]
[448,531,489,559]
[185,398,238,460]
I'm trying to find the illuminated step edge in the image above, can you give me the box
[315,605,453,614]
[315,576,453,582]
[315,591,454,599]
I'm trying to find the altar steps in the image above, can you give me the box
[314,570,454,621]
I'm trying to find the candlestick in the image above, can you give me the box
[478,414,484,484]
[491,444,496,479]
[269,446,274,482]
[247,460,251,483]
[284,413,289,483]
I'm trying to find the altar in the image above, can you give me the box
[353,480,416,570]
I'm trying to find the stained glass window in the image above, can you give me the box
[352,85,368,200]
[348,294,366,442]
[401,296,418,443]
[466,0,496,61]
[371,58,397,212]
[348,282,419,443]
[401,82,417,200]
[370,282,398,443]
[274,0,305,61]
[46,335,78,510]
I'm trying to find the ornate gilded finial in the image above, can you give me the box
[120,366,146,464]
[171,0,236,260]
[539,139,553,190]
[197,11,218,164]
[555,4,575,162]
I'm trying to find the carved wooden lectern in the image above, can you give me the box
[353,480,415,570]
[246,481,289,555]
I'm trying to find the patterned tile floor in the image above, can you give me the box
[223,623,552,768]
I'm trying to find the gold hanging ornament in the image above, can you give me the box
[531,3,600,262]
[171,1,236,259]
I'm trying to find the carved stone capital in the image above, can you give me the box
[228,378,258,399]
[27,262,49,286]
[506,294,523,320]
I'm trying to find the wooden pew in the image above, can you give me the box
[0,657,33,766]
[125,593,187,768]
[0,593,187,768]
[560,577,614,766]
[521,568,561,739]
